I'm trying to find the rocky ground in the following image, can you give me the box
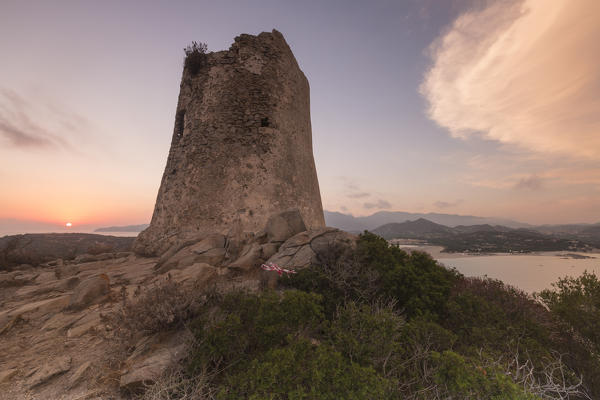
[0,210,355,399]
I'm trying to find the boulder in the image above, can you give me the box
[41,312,83,332]
[74,252,115,264]
[68,274,110,310]
[120,334,187,393]
[15,276,80,298]
[56,264,78,279]
[191,234,226,254]
[193,247,226,266]
[163,263,217,286]
[157,235,227,273]
[265,209,307,243]
[228,243,264,270]
[67,311,102,338]
[261,242,280,259]
[267,228,357,269]
[68,361,92,389]
[0,272,19,288]
[27,355,71,388]
[0,368,18,383]
[5,295,71,322]
[34,271,57,284]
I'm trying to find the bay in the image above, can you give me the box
[403,245,600,293]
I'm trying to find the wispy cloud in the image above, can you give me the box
[421,0,600,158]
[434,199,463,209]
[0,88,89,150]
[347,192,370,199]
[364,199,392,210]
[514,175,544,190]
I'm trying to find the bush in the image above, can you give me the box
[328,300,404,371]
[220,339,393,400]
[539,271,600,351]
[187,290,324,373]
[109,277,201,342]
[184,41,208,75]
[284,232,459,319]
[432,350,537,399]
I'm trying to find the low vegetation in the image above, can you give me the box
[121,232,600,399]
[184,41,208,75]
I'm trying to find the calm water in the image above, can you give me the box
[405,245,600,293]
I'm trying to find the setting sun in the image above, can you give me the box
[65,222,72,227]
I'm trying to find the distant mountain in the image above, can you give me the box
[372,218,452,239]
[370,218,594,253]
[324,210,530,233]
[95,224,149,233]
[452,224,512,234]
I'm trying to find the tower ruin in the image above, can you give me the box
[134,30,325,256]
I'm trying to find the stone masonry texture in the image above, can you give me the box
[133,30,325,256]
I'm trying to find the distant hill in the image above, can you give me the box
[371,218,594,253]
[95,224,149,233]
[324,210,530,232]
[533,223,600,246]
[372,218,453,239]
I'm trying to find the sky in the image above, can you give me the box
[1,0,599,234]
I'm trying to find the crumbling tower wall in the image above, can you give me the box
[134,30,325,256]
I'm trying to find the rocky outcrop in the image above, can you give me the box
[134,30,325,257]
[0,233,134,270]
[267,228,357,269]
[68,275,110,310]
[0,253,160,398]
[27,355,72,389]
[0,221,357,398]
[119,333,188,393]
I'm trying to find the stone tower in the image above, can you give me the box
[134,30,325,256]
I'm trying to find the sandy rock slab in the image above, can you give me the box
[68,275,110,310]
[0,368,18,383]
[27,355,72,389]
[119,333,187,393]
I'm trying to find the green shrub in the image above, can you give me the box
[327,301,404,370]
[187,290,323,373]
[540,271,600,351]
[219,339,393,400]
[432,350,538,399]
[284,232,459,319]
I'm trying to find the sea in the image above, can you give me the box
[402,245,600,294]
[0,230,139,238]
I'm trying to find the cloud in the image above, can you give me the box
[0,121,55,148]
[347,192,370,199]
[0,88,87,150]
[514,175,544,190]
[434,199,464,209]
[421,0,600,158]
[364,199,392,210]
